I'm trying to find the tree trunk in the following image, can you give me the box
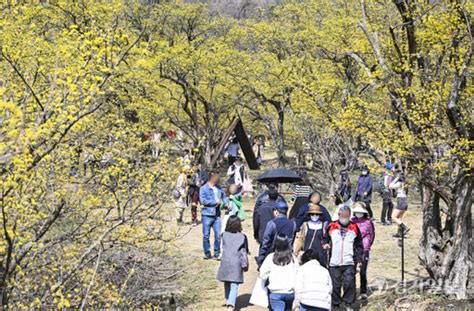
[201,136,213,170]
[263,115,286,167]
[276,109,286,166]
[419,174,472,298]
[0,269,5,307]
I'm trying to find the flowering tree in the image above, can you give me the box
[0,1,177,307]
[280,0,473,297]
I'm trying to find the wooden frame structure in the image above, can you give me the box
[210,118,260,170]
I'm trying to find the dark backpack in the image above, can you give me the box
[373,176,385,194]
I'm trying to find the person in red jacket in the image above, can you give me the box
[322,205,363,309]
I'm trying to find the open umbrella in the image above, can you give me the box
[256,168,302,184]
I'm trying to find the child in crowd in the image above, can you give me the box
[222,184,244,233]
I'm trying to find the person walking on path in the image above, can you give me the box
[323,205,364,309]
[351,202,375,300]
[217,216,249,311]
[221,184,244,233]
[256,201,296,266]
[294,204,330,268]
[200,171,227,260]
[389,171,410,237]
[289,174,314,220]
[295,249,332,311]
[259,235,298,311]
[353,165,374,218]
[174,170,189,224]
[295,191,332,232]
[226,138,240,167]
[253,189,279,244]
[151,130,161,159]
[380,164,395,225]
[189,164,208,226]
[334,169,351,206]
[181,149,191,170]
[227,157,245,189]
[254,183,286,212]
[252,136,265,164]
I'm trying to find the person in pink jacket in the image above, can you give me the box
[351,202,375,300]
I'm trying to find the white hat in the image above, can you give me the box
[352,203,368,214]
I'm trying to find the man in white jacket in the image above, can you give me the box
[295,249,332,311]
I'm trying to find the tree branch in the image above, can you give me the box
[1,52,44,111]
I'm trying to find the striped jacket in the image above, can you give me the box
[323,221,364,267]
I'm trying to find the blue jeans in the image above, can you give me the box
[269,292,294,311]
[300,303,329,311]
[224,282,238,307]
[202,215,221,256]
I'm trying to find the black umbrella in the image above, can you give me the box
[256,168,302,184]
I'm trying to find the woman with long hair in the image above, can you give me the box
[260,234,298,311]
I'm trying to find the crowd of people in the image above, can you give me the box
[249,187,374,311]
[172,145,408,311]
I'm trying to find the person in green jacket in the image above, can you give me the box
[221,184,245,233]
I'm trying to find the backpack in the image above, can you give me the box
[373,177,385,194]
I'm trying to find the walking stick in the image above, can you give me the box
[401,229,405,284]
[397,225,405,285]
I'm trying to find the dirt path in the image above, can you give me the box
[177,197,263,311]
[233,201,261,311]
[177,193,426,310]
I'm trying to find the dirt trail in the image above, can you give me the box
[178,198,263,310]
[178,193,426,310]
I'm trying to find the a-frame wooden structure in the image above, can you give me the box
[210,118,260,170]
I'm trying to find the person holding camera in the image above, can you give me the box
[389,171,410,237]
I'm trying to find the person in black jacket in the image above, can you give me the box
[253,189,279,244]
[254,184,286,211]
[335,169,351,205]
[256,201,296,267]
[353,165,374,218]
[295,191,332,232]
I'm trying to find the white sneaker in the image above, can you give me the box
[360,293,368,300]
